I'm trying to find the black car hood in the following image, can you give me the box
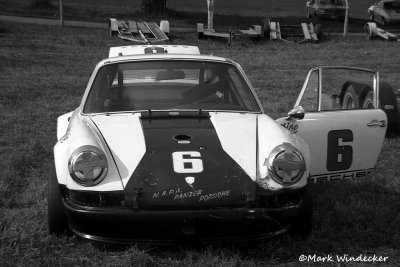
[91,111,258,209]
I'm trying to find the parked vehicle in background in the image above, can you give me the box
[306,0,347,19]
[368,0,400,25]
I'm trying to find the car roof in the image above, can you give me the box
[109,45,201,57]
[100,45,235,66]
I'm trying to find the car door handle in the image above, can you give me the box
[367,119,386,127]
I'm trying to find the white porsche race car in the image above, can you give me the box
[49,45,386,244]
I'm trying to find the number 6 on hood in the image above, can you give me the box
[172,151,204,173]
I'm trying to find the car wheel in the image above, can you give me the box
[48,165,69,235]
[365,22,378,39]
[289,186,313,238]
[342,86,360,109]
[362,90,374,109]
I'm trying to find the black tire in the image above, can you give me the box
[362,90,374,109]
[48,165,69,235]
[342,86,360,109]
[314,23,322,40]
[289,186,313,238]
[365,22,377,40]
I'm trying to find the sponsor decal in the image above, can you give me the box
[310,169,373,183]
[152,187,231,202]
[280,121,298,134]
[199,190,231,202]
[152,187,202,200]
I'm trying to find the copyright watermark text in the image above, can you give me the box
[298,254,389,263]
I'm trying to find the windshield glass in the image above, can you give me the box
[83,60,261,113]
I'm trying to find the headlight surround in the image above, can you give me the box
[266,143,305,186]
[68,145,108,186]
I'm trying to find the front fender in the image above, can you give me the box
[257,115,310,192]
[54,112,123,191]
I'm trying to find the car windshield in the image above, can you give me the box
[83,60,261,113]
[384,1,400,11]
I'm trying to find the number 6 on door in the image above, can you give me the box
[172,151,204,173]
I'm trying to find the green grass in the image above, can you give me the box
[0,21,400,266]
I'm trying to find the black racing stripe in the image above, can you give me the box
[124,112,255,209]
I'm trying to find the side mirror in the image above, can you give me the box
[287,106,305,120]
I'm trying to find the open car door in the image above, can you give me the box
[277,66,386,183]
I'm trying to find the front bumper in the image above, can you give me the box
[62,188,304,245]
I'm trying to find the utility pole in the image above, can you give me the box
[60,0,64,27]
[207,0,214,30]
[343,0,349,38]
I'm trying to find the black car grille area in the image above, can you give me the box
[257,190,303,209]
[68,190,125,207]
[67,189,303,209]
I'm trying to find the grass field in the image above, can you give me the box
[1,18,400,266]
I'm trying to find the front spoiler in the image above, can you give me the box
[63,198,302,245]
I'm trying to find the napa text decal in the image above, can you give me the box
[152,188,231,202]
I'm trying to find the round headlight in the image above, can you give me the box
[266,143,305,185]
[68,145,108,186]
